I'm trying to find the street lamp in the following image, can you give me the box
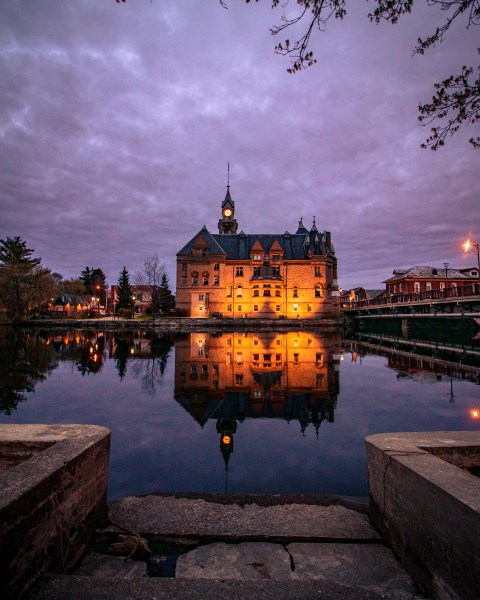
[444,262,449,298]
[463,239,480,275]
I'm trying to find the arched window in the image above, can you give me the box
[191,271,199,286]
[237,285,243,297]
[315,285,322,298]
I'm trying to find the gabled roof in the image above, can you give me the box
[177,225,227,256]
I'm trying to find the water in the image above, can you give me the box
[0,326,478,500]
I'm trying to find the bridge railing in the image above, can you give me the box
[344,283,480,310]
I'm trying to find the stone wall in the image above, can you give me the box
[0,424,111,599]
[366,431,480,600]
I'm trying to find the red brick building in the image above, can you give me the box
[384,266,475,296]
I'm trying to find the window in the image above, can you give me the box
[253,338,258,346]
[316,374,324,387]
[315,265,321,277]
[272,255,280,262]
[253,305,259,311]
[135,293,142,301]
[213,364,219,376]
[236,352,243,365]
[276,338,281,346]
[272,266,280,276]
[214,276,219,285]
[236,266,244,276]
[440,282,445,290]
[253,267,260,277]
[226,284,232,297]
[201,249,207,258]
[275,305,281,312]
[253,289,259,297]
[393,284,397,293]
[414,282,420,293]
[214,263,219,271]
[253,353,259,361]
[203,277,209,285]
[263,284,271,297]
[199,294,204,301]
[316,352,323,367]
[227,304,232,311]
[293,353,299,365]
[181,276,187,285]
[253,254,262,261]
[263,354,271,367]
[182,263,187,272]
[426,282,432,291]
[307,304,312,312]
[275,285,281,297]
[293,286,298,298]
[235,374,243,385]
[192,276,198,286]
[237,305,242,311]
[315,285,322,298]
[293,304,298,312]
[237,285,243,297]
[252,390,262,398]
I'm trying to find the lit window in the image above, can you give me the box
[293,304,298,312]
[237,285,243,297]
[253,254,262,261]
[236,352,243,365]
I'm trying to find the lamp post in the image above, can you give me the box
[463,238,480,276]
[444,262,449,298]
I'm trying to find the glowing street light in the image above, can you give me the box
[463,238,480,275]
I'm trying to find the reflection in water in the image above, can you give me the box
[110,331,173,394]
[0,328,58,414]
[174,331,342,470]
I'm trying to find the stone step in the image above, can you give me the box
[108,495,379,542]
[30,542,424,600]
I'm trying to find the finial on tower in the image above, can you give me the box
[227,162,230,189]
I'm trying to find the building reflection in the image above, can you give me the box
[174,331,342,468]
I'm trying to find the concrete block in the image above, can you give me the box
[366,431,480,600]
[0,424,111,599]
[176,542,293,580]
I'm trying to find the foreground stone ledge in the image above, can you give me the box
[108,495,380,542]
[366,431,480,600]
[0,424,111,599]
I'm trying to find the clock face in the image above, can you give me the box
[224,208,232,218]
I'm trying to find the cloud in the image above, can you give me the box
[0,0,478,289]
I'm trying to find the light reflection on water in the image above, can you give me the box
[0,327,478,500]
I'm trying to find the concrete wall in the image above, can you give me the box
[366,431,480,600]
[0,424,111,599]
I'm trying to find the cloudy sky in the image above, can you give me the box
[1,0,479,290]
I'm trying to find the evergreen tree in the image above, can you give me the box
[116,266,134,314]
[0,237,56,322]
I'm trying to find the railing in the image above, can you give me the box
[344,283,480,310]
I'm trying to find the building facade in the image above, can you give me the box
[384,266,476,296]
[176,187,340,318]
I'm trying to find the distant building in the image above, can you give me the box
[384,266,475,296]
[176,186,340,318]
[110,284,174,315]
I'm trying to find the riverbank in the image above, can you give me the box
[11,316,344,332]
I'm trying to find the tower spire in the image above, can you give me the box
[227,162,230,189]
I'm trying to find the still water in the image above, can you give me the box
[0,326,479,500]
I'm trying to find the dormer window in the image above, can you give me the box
[253,254,262,261]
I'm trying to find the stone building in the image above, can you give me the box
[176,186,340,318]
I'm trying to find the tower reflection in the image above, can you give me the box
[174,331,343,470]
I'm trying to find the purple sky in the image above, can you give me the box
[1,1,479,291]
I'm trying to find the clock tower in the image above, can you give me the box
[218,185,238,234]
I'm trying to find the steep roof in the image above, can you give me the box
[177,225,227,256]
